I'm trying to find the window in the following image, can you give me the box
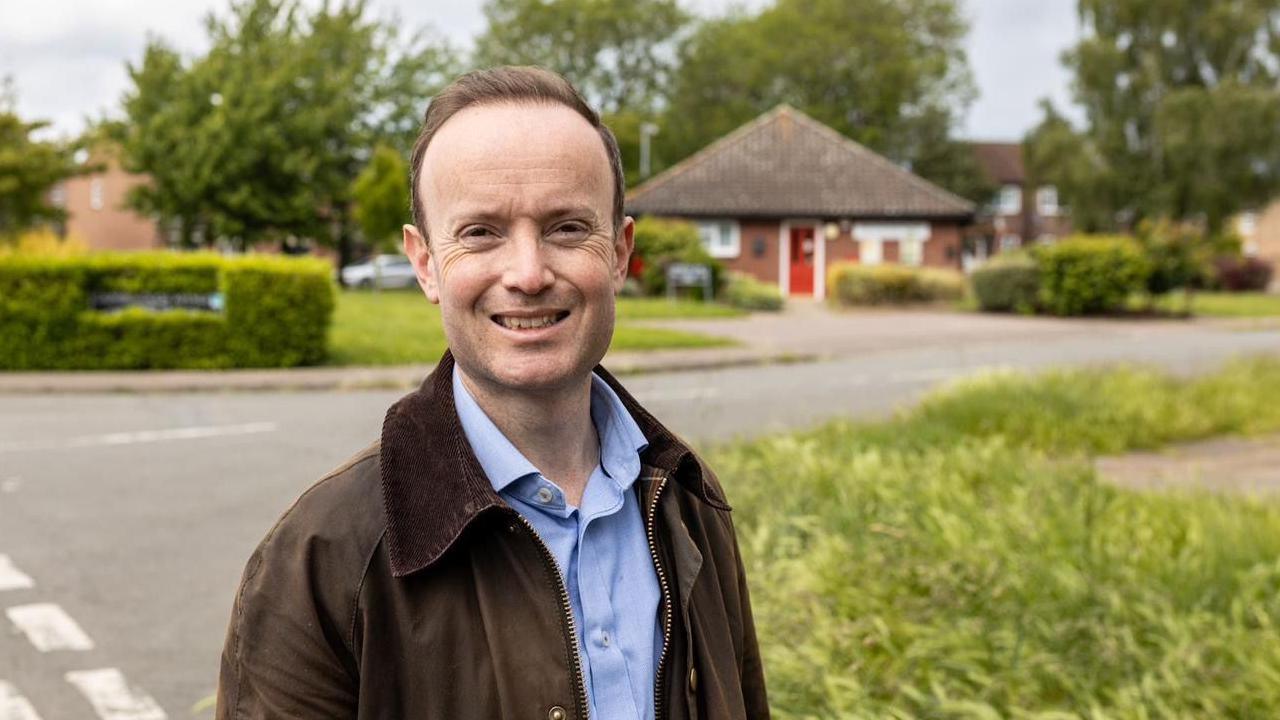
[90,179,104,211]
[696,220,740,259]
[1036,186,1060,217]
[858,239,883,265]
[49,185,66,207]
[901,238,924,266]
[996,184,1022,215]
[1000,234,1022,251]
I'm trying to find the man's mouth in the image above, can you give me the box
[491,311,570,330]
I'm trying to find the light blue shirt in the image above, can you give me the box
[453,367,661,720]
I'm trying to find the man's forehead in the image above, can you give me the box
[424,102,608,169]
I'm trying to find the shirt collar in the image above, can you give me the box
[452,366,649,497]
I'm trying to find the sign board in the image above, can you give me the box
[90,292,225,313]
[665,262,714,301]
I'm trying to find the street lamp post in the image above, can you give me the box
[639,122,660,179]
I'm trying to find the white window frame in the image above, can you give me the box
[853,222,930,266]
[696,220,741,259]
[1036,185,1060,217]
[997,184,1022,215]
[90,179,104,211]
[900,238,924,267]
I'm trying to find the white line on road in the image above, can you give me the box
[0,556,34,592]
[5,603,94,652]
[0,680,44,720]
[0,422,278,454]
[65,669,167,720]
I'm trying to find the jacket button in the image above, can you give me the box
[690,667,698,692]
[548,706,567,720]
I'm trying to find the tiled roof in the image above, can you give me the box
[626,105,974,219]
[970,142,1025,184]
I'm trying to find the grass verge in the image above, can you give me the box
[327,291,733,366]
[1139,291,1280,318]
[715,357,1280,718]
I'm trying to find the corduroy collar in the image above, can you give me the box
[379,350,729,578]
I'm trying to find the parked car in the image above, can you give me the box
[340,254,418,289]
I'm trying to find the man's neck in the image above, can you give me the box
[457,367,599,507]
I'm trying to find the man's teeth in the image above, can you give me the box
[498,315,559,330]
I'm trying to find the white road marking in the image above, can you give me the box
[0,556,34,592]
[0,680,44,720]
[5,603,94,651]
[65,669,167,720]
[0,422,278,454]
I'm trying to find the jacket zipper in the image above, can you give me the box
[514,514,590,720]
[645,476,673,720]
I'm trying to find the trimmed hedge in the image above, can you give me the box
[827,263,966,306]
[1034,235,1149,316]
[1214,256,1275,292]
[971,253,1040,313]
[0,253,334,369]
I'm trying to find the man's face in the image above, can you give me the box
[404,102,633,396]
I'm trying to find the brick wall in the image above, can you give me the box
[721,220,781,284]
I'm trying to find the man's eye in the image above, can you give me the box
[461,227,494,239]
[551,223,589,237]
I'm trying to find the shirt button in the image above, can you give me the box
[548,706,567,720]
[690,667,698,692]
[600,631,610,647]
[535,487,554,504]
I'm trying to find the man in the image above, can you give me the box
[217,66,768,720]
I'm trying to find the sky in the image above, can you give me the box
[0,0,1082,142]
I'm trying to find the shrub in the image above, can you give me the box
[0,228,88,258]
[970,253,1040,312]
[0,253,334,369]
[827,263,965,306]
[723,272,783,311]
[1034,235,1149,315]
[1135,219,1213,296]
[632,217,724,297]
[1213,256,1274,292]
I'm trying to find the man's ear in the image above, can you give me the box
[612,216,636,294]
[403,224,440,304]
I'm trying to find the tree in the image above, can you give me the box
[472,0,688,116]
[0,84,83,240]
[660,0,979,195]
[115,0,457,267]
[351,144,409,252]
[1030,1,1280,232]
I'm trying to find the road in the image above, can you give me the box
[0,315,1277,718]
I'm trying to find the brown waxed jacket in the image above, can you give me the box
[216,352,770,720]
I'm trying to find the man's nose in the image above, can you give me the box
[501,233,554,295]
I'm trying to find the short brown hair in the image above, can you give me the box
[408,66,625,242]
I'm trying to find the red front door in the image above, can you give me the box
[789,226,815,295]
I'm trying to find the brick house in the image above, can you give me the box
[1234,205,1280,289]
[969,142,1071,258]
[625,105,974,299]
[51,146,166,251]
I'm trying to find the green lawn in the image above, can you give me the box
[721,357,1280,718]
[1138,290,1280,318]
[327,291,735,366]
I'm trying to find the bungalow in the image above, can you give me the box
[625,105,975,299]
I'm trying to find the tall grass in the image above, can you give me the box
[715,357,1280,718]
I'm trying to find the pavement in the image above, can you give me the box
[1,299,1267,394]
[1098,433,1280,496]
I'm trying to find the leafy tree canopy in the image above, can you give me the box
[660,0,979,196]
[0,82,84,240]
[1029,0,1280,231]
